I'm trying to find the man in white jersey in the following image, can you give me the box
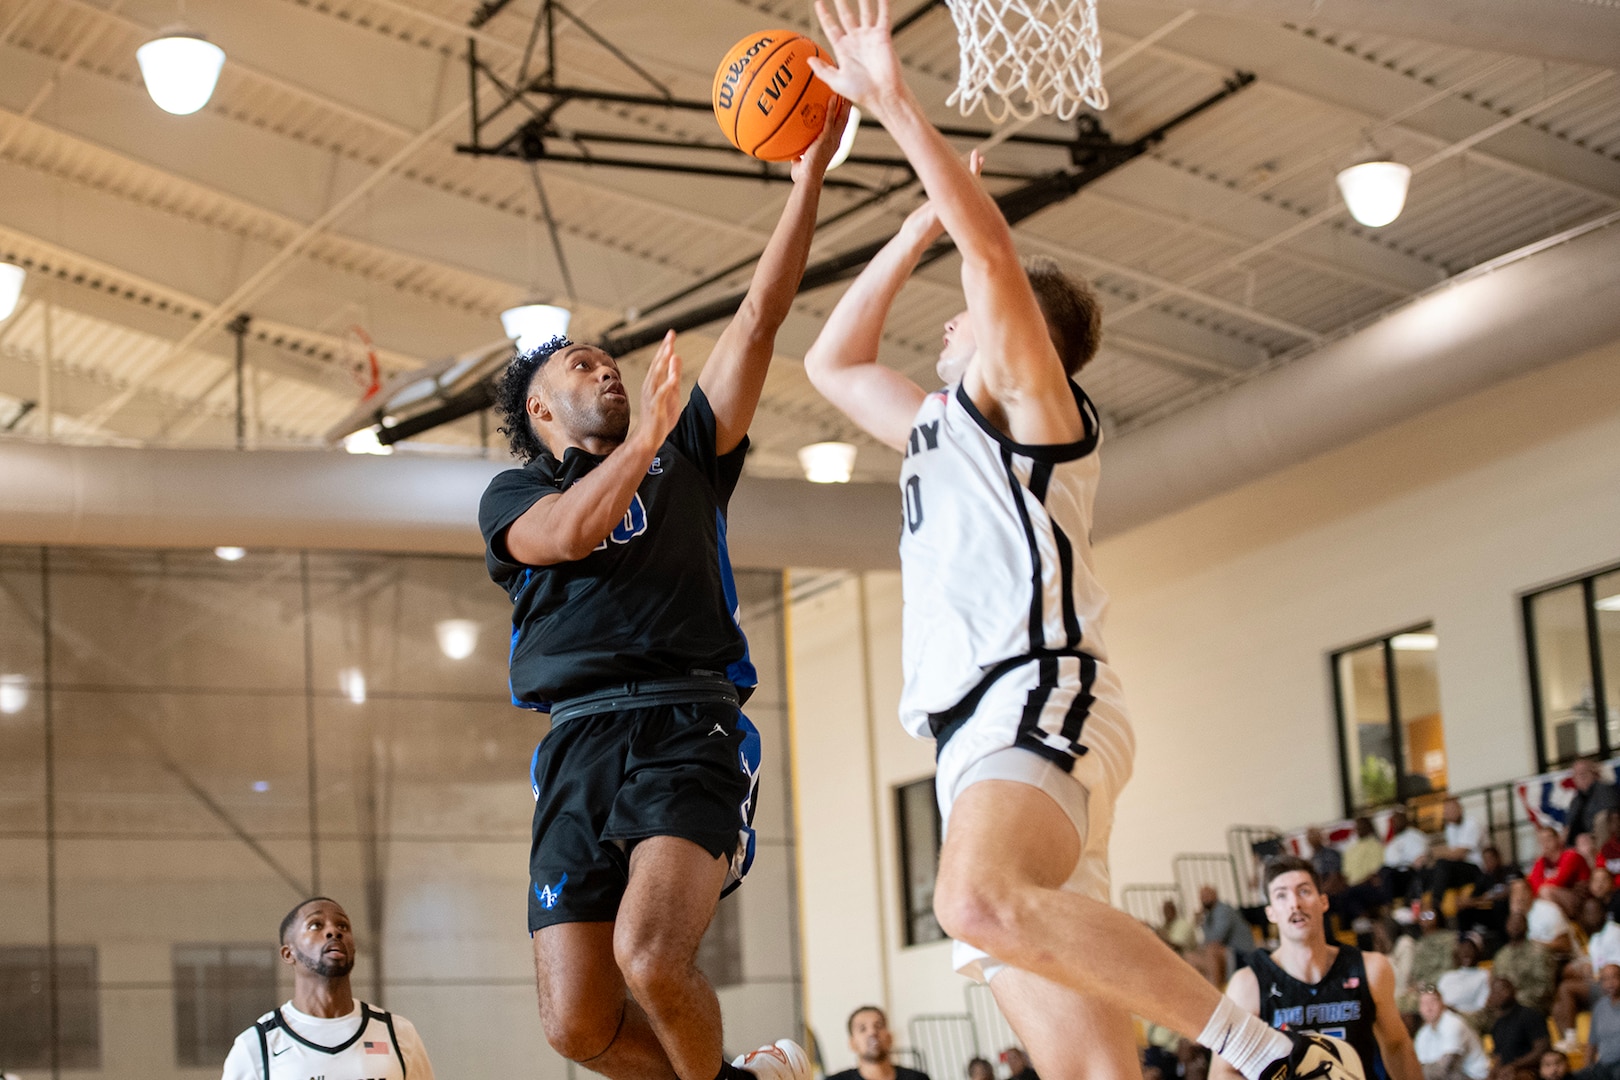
[222,897,435,1080]
[801,5,1365,1080]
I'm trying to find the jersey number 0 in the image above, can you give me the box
[903,476,924,534]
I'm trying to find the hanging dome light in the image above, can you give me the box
[1335,159,1412,229]
[0,262,24,322]
[435,618,480,661]
[500,302,572,355]
[828,107,861,170]
[136,29,226,116]
[798,441,857,484]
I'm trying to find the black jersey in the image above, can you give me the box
[1252,946,1385,1080]
[478,385,755,710]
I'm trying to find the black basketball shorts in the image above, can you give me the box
[525,699,761,932]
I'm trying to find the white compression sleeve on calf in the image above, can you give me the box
[1197,995,1293,1080]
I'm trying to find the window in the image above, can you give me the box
[0,946,100,1070]
[1525,564,1620,769]
[173,944,278,1067]
[1332,624,1445,814]
[896,777,945,946]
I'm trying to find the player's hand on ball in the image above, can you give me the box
[807,0,906,119]
[792,95,852,183]
[638,330,683,447]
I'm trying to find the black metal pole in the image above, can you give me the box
[228,313,250,450]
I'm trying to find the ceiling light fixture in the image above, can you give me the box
[435,618,480,661]
[213,545,246,562]
[828,107,861,170]
[136,28,226,116]
[1596,594,1620,613]
[0,675,27,715]
[0,263,24,322]
[343,427,393,456]
[339,667,367,705]
[1391,632,1438,651]
[1336,159,1412,229]
[500,302,572,355]
[798,441,857,484]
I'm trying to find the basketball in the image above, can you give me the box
[712,29,837,162]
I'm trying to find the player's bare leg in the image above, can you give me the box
[934,782,1259,1047]
[614,836,733,1080]
[991,968,1141,1080]
[534,922,678,1080]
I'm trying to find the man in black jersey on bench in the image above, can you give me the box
[478,105,848,1080]
[1213,856,1423,1080]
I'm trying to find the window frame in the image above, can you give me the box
[1330,621,1440,816]
[895,776,946,948]
[1524,561,1620,773]
[171,943,280,1068]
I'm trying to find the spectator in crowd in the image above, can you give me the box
[1197,885,1258,981]
[1437,934,1493,1021]
[1387,810,1435,902]
[1565,760,1619,850]
[1578,964,1620,1078]
[1347,817,1389,887]
[1145,1067,1166,1080]
[826,1006,931,1080]
[1551,898,1620,1046]
[1597,811,1620,877]
[1160,898,1198,954]
[1414,987,1493,1080]
[1460,847,1524,940]
[967,1059,994,1080]
[1531,826,1592,917]
[1542,1052,1571,1080]
[1431,799,1486,904]
[1309,826,1344,882]
[1488,976,1550,1080]
[1405,907,1464,1015]
[1494,913,1558,1014]
[1002,1047,1038,1080]
[1592,869,1618,922]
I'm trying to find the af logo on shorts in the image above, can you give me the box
[534,873,569,910]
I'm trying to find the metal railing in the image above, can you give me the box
[1228,825,1284,905]
[909,1014,978,1080]
[1173,852,1241,914]
[1122,883,1181,925]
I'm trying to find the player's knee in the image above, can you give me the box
[614,934,690,1005]
[539,1000,622,1062]
[934,873,1019,954]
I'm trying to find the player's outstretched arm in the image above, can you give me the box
[504,333,683,566]
[1209,967,1261,1080]
[699,99,851,455]
[1367,952,1424,1080]
[803,169,978,450]
[807,0,1081,445]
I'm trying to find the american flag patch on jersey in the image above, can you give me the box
[365,1041,390,1055]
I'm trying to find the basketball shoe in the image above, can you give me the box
[733,1039,811,1080]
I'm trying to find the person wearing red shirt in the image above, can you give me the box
[1530,825,1590,915]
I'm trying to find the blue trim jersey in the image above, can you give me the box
[1252,946,1387,1080]
[478,385,755,710]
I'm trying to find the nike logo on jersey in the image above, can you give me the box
[905,420,940,458]
[271,1046,291,1056]
[708,724,726,737]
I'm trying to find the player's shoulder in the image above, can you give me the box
[1225,963,1262,1008]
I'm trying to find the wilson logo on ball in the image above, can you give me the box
[712,29,837,162]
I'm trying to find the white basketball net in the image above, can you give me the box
[945,0,1109,123]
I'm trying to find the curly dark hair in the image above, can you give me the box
[493,335,572,464]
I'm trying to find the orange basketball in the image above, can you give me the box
[712,29,836,162]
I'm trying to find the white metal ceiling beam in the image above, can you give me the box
[0,0,125,160]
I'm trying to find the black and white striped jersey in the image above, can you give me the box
[896,380,1124,747]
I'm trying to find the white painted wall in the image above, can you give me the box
[787,338,1620,1067]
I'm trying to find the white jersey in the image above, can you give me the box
[221,1001,435,1080]
[897,381,1127,755]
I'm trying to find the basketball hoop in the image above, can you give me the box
[945,0,1108,123]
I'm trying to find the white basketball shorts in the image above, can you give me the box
[933,655,1135,981]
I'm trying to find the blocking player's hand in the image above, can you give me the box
[636,330,683,449]
[807,0,907,121]
[792,95,853,183]
[900,149,984,244]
